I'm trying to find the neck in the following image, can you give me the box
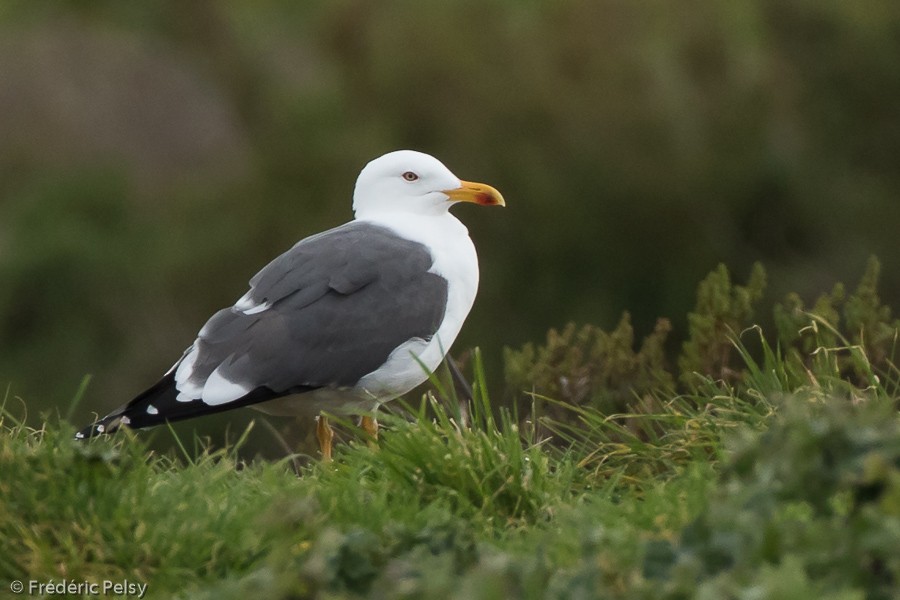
[354,205,453,220]
[353,208,469,237]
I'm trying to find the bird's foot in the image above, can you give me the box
[360,415,378,450]
[316,414,334,462]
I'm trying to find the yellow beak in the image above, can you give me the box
[443,180,506,207]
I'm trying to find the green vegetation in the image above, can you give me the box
[3,261,899,598]
[505,257,899,410]
[2,1,900,445]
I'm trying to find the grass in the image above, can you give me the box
[2,261,900,598]
[2,360,898,599]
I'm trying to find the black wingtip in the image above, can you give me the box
[73,372,179,441]
[74,413,131,440]
[73,371,291,441]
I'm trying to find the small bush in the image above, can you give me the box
[504,314,674,415]
[505,257,900,414]
[644,396,900,600]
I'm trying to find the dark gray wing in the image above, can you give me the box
[76,221,449,439]
[179,220,449,395]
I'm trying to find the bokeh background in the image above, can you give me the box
[2,1,899,453]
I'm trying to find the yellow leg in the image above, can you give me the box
[360,415,378,448]
[316,415,334,462]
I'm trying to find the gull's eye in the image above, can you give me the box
[402,171,419,182]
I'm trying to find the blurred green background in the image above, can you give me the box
[2,0,899,451]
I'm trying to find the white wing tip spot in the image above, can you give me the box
[147,404,159,415]
[202,366,251,406]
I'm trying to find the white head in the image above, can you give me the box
[352,150,505,218]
